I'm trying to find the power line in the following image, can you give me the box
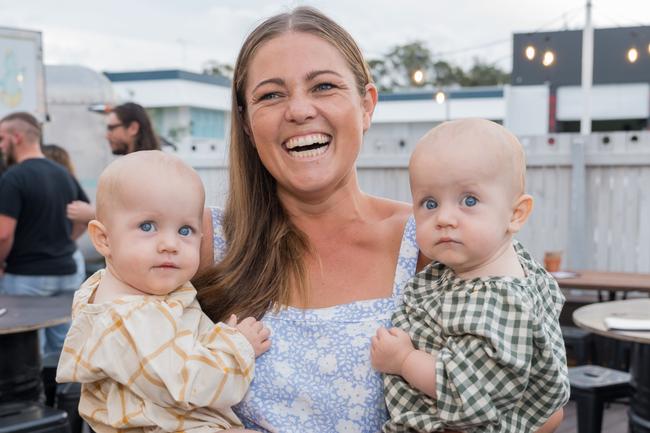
[434,37,510,57]
[592,4,649,28]
[430,5,587,60]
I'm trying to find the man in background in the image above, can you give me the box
[0,111,89,357]
[66,102,161,223]
[105,102,160,155]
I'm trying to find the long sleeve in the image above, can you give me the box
[383,254,570,433]
[57,289,255,411]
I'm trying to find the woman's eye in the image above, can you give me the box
[139,222,154,232]
[423,199,438,210]
[178,226,193,237]
[315,82,335,92]
[259,92,280,101]
[463,196,478,207]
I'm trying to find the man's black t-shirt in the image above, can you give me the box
[0,158,89,275]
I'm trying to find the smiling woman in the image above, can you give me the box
[193,6,563,433]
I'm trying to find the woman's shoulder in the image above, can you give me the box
[367,195,411,224]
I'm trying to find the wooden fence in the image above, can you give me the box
[190,130,650,273]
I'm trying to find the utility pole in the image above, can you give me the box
[581,0,593,135]
[569,0,592,270]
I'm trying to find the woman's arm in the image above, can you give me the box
[66,200,96,224]
[197,207,215,275]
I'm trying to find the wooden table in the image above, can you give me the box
[0,294,74,403]
[554,270,650,301]
[573,299,650,431]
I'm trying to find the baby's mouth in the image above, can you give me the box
[284,133,331,158]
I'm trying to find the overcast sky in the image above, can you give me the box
[1,0,649,73]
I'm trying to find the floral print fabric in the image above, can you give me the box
[209,207,419,432]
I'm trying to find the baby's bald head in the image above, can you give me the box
[96,151,205,224]
[411,118,526,200]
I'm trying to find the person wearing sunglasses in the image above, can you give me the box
[67,102,161,226]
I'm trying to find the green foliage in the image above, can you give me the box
[202,60,234,79]
[368,42,510,91]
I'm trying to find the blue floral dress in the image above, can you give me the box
[209,207,419,433]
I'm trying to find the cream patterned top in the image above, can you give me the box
[56,270,255,433]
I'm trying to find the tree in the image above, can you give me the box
[202,60,234,79]
[368,41,434,90]
[368,42,510,91]
[460,58,510,87]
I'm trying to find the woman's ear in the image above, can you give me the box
[508,194,533,234]
[88,220,111,258]
[362,83,378,133]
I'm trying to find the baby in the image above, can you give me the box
[57,151,269,432]
[371,119,570,432]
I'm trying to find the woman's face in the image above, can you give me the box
[244,31,377,202]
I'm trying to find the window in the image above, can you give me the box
[190,108,225,139]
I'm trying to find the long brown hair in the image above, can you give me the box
[193,6,373,321]
[42,144,76,176]
[112,102,160,152]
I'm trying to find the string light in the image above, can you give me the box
[542,50,555,67]
[627,47,638,63]
[525,45,536,60]
[412,69,424,84]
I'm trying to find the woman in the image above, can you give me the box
[195,7,563,432]
[42,143,88,288]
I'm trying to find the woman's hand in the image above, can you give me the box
[227,314,271,357]
[67,200,96,223]
[370,327,415,375]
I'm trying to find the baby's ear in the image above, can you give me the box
[88,220,111,258]
[508,194,533,234]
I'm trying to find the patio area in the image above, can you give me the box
[559,400,629,433]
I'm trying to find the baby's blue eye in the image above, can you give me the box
[139,222,154,232]
[424,199,438,210]
[178,226,192,237]
[464,196,478,207]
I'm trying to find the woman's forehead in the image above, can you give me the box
[246,32,350,88]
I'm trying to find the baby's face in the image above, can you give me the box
[410,135,518,274]
[103,175,203,296]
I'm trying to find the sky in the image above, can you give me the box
[1,0,649,74]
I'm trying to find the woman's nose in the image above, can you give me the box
[284,94,317,123]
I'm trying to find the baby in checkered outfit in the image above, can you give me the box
[57,151,268,432]
[371,119,570,432]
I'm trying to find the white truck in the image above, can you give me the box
[0,26,47,121]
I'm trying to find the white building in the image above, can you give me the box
[105,70,231,156]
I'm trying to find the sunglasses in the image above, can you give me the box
[106,123,124,132]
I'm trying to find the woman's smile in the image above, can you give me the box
[283,133,332,159]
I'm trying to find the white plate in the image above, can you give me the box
[551,271,579,279]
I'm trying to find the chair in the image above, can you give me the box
[0,401,70,433]
[55,383,82,433]
[569,365,631,433]
[562,326,592,365]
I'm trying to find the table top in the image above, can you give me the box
[0,294,74,335]
[554,270,650,293]
[573,299,650,344]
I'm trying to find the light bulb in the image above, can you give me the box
[627,47,638,63]
[542,50,555,67]
[412,69,424,84]
[525,45,536,60]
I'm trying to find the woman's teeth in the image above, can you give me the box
[285,134,331,158]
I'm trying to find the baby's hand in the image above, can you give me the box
[370,327,415,376]
[227,314,271,357]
